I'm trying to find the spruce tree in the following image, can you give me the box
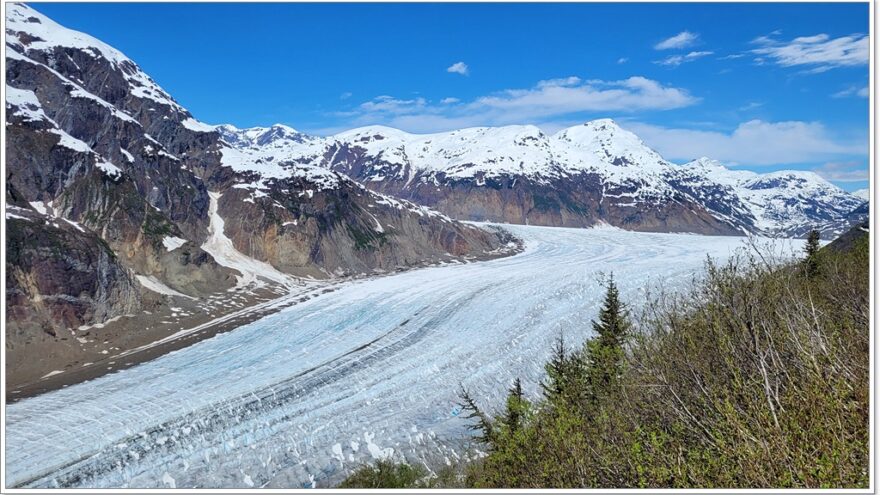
[503,377,527,433]
[541,335,569,401]
[458,386,495,446]
[585,273,630,400]
[804,229,821,276]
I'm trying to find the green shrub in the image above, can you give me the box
[338,460,428,488]
[464,236,868,488]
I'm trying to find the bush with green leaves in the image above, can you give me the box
[464,236,868,488]
[338,234,868,489]
[338,460,428,489]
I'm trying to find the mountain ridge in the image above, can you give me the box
[214,119,866,238]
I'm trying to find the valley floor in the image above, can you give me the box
[7,282,314,401]
[4,225,801,489]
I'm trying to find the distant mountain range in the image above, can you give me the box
[216,120,867,238]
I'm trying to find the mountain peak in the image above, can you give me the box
[852,188,870,201]
[268,123,298,133]
[556,119,640,143]
[684,156,726,170]
[552,119,669,174]
[335,125,412,140]
[583,118,621,129]
[7,3,185,114]
[7,3,137,72]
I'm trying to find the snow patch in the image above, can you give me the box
[5,86,48,122]
[162,236,187,252]
[48,129,91,154]
[181,117,215,133]
[135,275,195,300]
[200,192,294,288]
[95,160,122,178]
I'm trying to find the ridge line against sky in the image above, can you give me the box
[19,2,870,190]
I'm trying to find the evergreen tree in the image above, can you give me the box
[585,273,631,400]
[541,335,570,401]
[458,386,495,445]
[804,229,821,276]
[541,335,588,407]
[503,377,527,433]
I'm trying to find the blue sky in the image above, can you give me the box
[30,2,870,191]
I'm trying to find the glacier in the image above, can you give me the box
[4,225,803,489]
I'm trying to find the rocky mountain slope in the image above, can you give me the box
[5,4,511,368]
[218,120,867,238]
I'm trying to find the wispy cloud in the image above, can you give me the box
[655,31,699,50]
[440,97,460,104]
[331,76,698,133]
[812,161,868,182]
[447,61,469,75]
[750,33,868,72]
[617,57,629,64]
[626,120,865,166]
[832,85,869,98]
[738,101,763,111]
[339,91,352,100]
[654,50,714,67]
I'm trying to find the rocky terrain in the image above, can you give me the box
[218,121,867,238]
[5,3,512,387]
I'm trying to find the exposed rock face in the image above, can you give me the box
[360,172,740,234]
[825,218,869,253]
[217,121,867,238]
[215,178,507,279]
[5,4,509,345]
[5,185,140,341]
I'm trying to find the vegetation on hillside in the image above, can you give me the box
[341,228,869,488]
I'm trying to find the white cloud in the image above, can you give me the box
[738,101,764,111]
[338,76,698,133]
[339,91,352,100]
[655,50,714,67]
[355,95,428,115]
[617,57,629,64]
[832,85,869,98]
[473,76,697,116]
[447,62,469,75]
[626,120,865,166]
[655,31,699,50]
[813,161,868,182]
[751,33,868,72]
[440,97,460,104]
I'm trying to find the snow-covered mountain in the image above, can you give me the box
[852,188,870,201]
[217,120,867,237]
[5,3,508,350]
[680,158,866,237]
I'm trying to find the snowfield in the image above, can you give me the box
[5,225,802,489]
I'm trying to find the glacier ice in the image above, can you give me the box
[4,225,801,488]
